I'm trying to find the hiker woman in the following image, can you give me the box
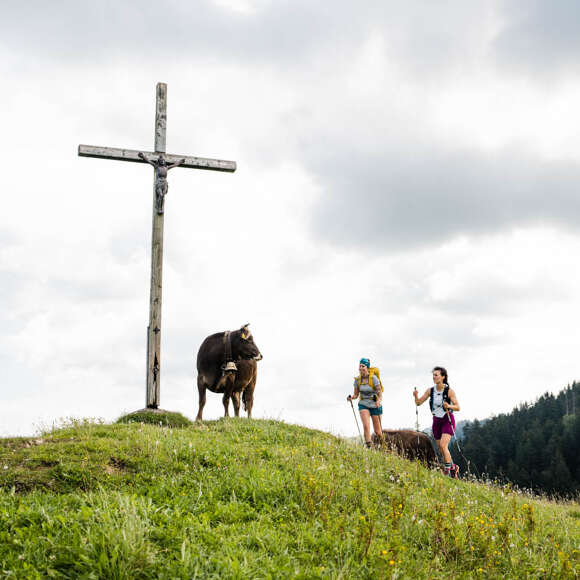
[413,366,460,477]
[347,358,383,448]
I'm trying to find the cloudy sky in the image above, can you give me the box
[2,1,579,438]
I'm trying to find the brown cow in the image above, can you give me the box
[220,359,258,418]
[374,430,439,467]
[196,324,262,421]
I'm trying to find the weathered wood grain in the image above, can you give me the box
[78,145,236,173]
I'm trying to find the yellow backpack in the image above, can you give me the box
[356,366,384,392]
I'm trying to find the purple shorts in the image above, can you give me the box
[432,414,455,440]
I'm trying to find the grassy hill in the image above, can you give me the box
[0,418,578,578]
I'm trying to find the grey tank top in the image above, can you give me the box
[354,375,381,408]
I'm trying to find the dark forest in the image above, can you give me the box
[454,382,580,497]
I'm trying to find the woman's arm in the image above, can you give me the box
[443,388,460,412]
[372,376,382,405]
[414,388,430,406]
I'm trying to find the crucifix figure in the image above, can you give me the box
[138,152,186,214]
[78,82,236,409]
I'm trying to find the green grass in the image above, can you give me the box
[0,418,578,578]
[116,409,193,428]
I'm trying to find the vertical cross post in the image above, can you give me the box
[146,82,167,408]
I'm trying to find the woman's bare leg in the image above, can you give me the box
[438,433,452,464]
[359,409,371,444]
[371,415,382,438]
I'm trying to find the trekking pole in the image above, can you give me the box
[446,410,480,479]
[348,397,364,444]
[413,388,423,459]
[415,398,420,445]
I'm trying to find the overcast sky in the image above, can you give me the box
[2,0,580,438]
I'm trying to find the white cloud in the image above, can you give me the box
[1,2,579,441]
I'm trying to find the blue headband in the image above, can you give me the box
[359,358,370,368]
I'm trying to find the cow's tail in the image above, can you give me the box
[242,389,247,412]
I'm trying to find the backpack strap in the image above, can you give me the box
[443,385,452,414]
[430,385,452,414]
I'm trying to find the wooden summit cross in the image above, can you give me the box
[78,82,236,409]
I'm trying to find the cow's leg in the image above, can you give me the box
[222,372,235,417]
[232,392,241,417]
[244,375,256,418]
[196,376,207,422]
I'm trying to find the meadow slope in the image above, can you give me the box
[0,418,578,579]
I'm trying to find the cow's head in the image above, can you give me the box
[232,324,263,361]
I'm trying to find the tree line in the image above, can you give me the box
[453,381,580,496]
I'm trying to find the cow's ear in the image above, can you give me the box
[240,323,250,340]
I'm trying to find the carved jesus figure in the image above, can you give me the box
[139,152,186,214]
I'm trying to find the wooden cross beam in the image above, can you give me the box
[78,145,236,172]
[78,82,236,409]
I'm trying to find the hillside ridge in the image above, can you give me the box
[0,418,578,578]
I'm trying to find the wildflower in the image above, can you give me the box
[389,560,395,566]
[381,550,387,556]
[2,465,7,470]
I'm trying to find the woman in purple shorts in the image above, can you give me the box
[413,367,461,477]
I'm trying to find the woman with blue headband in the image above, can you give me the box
[348,357,383,448]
